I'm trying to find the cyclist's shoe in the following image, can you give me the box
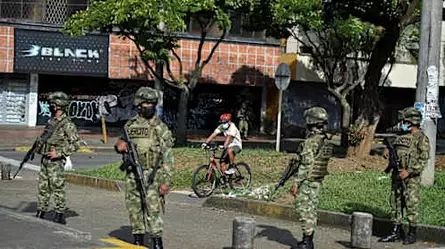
[225,168,235,175]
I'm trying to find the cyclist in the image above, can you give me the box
[202,113,242,175]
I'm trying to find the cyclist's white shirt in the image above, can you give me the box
[214,123,242,149]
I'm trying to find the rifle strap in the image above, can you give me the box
[41,117,70,145]
[315,134,328,156]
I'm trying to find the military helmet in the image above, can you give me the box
[398,107,422,125]
[304,106,328,125]
[133,87,158,106]
[48,91,69,107]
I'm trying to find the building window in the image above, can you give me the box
[185,12,270,42]
[0,0,91,25]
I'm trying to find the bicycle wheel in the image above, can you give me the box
[228,162,252,190]
[192,164,217,198]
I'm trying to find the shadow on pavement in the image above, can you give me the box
[344,202,392,237]
[109,226,134,244]
[336,240,352,248]
[255,224,299,247]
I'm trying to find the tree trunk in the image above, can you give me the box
[340,99,351,148]
[176,86,190,146]
[348,26,400,158]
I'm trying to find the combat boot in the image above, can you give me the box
[53,212,66,225]
[152,237,163,249]
[36,210,45,219]
[378,224,404,242]
[291,233,314,249]
[133,234,145,246]
[403,225,417,245]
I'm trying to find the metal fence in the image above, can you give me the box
[0,0,91,25]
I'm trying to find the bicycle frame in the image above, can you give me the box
[205,147,225,182]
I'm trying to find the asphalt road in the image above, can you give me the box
[0,151,121,170]
[0,168,442,249]
[0,209,103,249]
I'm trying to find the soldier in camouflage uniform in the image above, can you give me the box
[237,102,250,140]
[379,107,430,245]
[289,107,333,249]
[115,87,174,249]
[35,91,81,225]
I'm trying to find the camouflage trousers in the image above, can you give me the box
[239,119,248,137]
[390,176,421,225]
[125,169,163,236]
[295,180,322,236]
[37,157,67,213]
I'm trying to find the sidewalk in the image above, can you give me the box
[0,125,303,151]
[0,168,441,249]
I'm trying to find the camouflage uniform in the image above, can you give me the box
[292,107,333,249]
[121,87,174,248]
[237,103,250,139]
[379,107,429,245]
[36,91,81,224]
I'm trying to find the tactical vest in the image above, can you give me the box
[127,117,161,170]
[308,135,333,181]
[393,133,418,172]
[39,116,70,154]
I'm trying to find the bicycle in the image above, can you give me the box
[191,144,252,198]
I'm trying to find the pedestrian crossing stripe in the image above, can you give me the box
[93,238,146,249]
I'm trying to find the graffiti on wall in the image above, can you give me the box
[37,82,140,126]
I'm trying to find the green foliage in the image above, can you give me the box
[74,158,445,226]
[63,0,253,77]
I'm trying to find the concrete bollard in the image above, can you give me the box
[232,216,256,249]
[351,212,373,249]
[0,163,11,180]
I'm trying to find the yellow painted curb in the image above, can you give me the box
[14,146,95,153]
[92,238,146,249]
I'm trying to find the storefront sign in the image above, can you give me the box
[14,29,109,77]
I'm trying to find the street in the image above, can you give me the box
[0,166,443,249]
[0,150,121,170]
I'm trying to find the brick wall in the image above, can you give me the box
[0,26,14,73]
[109,35,281,86]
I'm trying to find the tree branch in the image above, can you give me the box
[171,48,183,77]
[399,0,420,27]
[165,59,181,86]
[128,36,180,89]
[202,28,227,66]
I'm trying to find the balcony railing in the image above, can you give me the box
[0,0,91,25]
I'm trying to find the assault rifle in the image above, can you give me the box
[274,158,299,192]
[383,137,406,216]
[13,119,65,179]
[118,126,148,227]
[274,134,328,192]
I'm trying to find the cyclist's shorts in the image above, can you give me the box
[220,146,242,164]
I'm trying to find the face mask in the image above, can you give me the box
[401,123,410,132]
[50,104,59,114]
[140,106,156,119]
[221,123,229,130]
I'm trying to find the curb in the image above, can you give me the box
[65,173,124,192]
[0,207,92,241]
[203,195,445,245]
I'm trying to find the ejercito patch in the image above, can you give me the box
[129,127,151,137]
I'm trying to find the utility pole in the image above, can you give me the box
[414,0,443,186]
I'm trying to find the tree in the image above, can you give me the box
[246,0,420,156]
[246,0,378,147]
[63,0,253,145]
[325,0,420,157]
